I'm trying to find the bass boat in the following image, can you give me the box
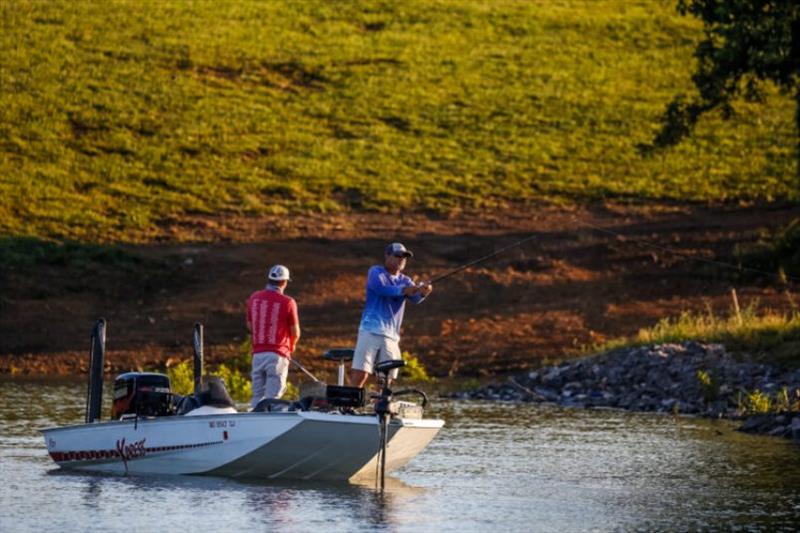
[42,320,443,484]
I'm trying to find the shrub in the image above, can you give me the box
[400,352,434,383]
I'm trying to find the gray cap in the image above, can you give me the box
[385,242,413,258]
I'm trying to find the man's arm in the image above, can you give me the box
[290,323,301,352]
[288,299,300,352]
[368,267,411,297]
[245,297,252,331]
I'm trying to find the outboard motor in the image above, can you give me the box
[112,372,173,419]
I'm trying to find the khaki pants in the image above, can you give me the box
[352,330,402,380]
[251,352,289,407]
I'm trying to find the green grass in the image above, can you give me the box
[1,0,796,242]
[0,236,143,270]
[595,305,800,368]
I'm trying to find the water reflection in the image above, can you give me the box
[2,377,800,531]
[39,464,420,531]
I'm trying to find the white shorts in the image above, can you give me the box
[352,330,402,379]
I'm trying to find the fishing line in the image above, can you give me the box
[421,215,798,287]
[570,216,800,284]
[427,233,540,284]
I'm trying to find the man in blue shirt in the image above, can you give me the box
[350,242,433,388]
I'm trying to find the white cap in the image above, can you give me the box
[267,264,291,282]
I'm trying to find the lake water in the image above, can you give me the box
[1,377,799,532]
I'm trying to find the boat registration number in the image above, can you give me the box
[208,420,236,428]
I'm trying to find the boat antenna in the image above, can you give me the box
[427,233,538,284]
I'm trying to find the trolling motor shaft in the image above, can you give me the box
[372,359,408,491]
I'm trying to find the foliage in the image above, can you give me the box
[166,359,194,396]
[231,336,254,373]
[0,0,795,243]
[738,389,774,414]
[649,0,799,173]
[400,352,434,383]
[736,386,800,415]
[281,381,300,401]
[594,304,800,368]
[736,217,800,281]
[166,355,298,404]
[774,386,800,412]
[696,368,719,401]
[458,377,483,392]
[216,363,252,403]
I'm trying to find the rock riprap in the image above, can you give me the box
[456,342,800,440]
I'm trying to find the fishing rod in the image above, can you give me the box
[425,233,539,284]
[289,357,321,383]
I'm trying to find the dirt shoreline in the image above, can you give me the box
[2,201,799,377]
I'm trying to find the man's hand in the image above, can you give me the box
[402,284,420,296]
[419,282,433,297]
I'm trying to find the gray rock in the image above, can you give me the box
[740,415,772,433]
[791,417,800,440]
[533,386,560,402]
[768,425,787,437]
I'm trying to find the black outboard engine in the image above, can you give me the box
[112,372,172,419]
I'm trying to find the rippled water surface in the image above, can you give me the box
[1,377,799,532]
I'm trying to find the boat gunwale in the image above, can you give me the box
[40,410,444,434]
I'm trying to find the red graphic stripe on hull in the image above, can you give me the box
[49,440,224,463]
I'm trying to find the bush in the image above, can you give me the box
[400,352,434,383]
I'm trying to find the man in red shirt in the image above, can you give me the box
[246,264,301,408]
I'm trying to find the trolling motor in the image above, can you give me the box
[371,359,429,491]
[373,359,405,492]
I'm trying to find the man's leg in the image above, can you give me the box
[265,353,289,399]
[376,337,403,385]
[349,368,370,388]
[251,354,267,408]
[350,331,377,388]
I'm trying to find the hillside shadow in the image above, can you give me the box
[2,203,799,376]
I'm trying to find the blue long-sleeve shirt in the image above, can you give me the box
[359,266,424,341]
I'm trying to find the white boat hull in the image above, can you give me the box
[42,412,443,481]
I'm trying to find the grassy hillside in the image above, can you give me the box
[1,0,796,242]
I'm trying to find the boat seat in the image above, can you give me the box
[374,359,406,376]
[324,348,355,386]
[323,348,354,362]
